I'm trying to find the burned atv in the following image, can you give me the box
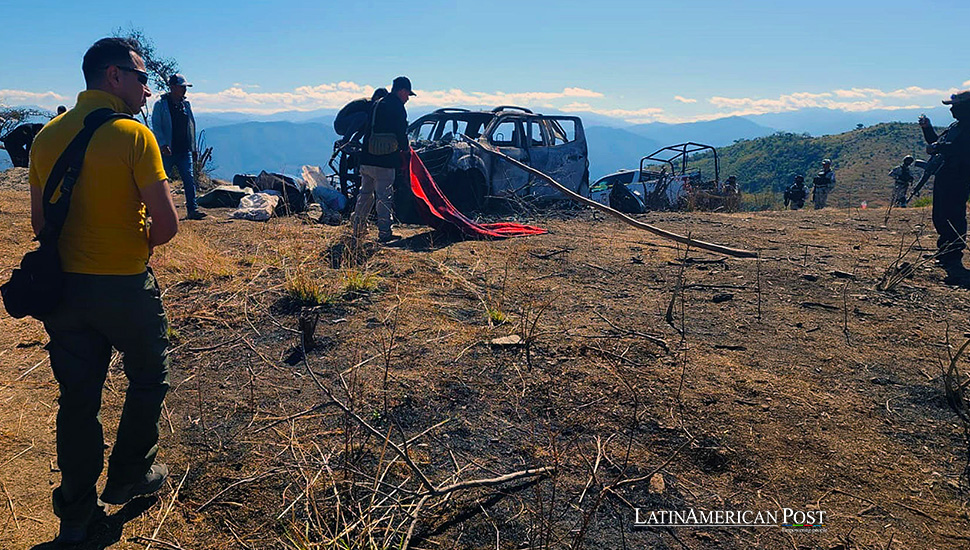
[330,106,589,219]
[588,142,740,213]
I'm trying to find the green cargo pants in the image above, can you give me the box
[42,268,170,522]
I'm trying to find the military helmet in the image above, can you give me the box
[903,155,914,164]
[822,159,832,166]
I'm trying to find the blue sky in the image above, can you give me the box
[1,0,967,122]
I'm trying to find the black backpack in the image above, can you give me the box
[333,98,371,137]
[1,108,131,320]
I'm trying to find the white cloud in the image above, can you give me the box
[706,85,963,118]
[186,83,605,114]
[3,81,966,124]
[0,89,71,109]
[560,102,665,123]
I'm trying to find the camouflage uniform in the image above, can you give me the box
[889,162,914,207]
[812,167,835,209]
[784,177,807,210]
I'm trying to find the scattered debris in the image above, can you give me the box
[801,301,840,311]
[712,293,734,303]
[830,269,856,279]
[489,335,523,347]
[714,344,747,351]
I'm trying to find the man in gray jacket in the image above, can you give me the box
[152,74,204,219]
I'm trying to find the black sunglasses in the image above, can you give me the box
[112,65,150,85]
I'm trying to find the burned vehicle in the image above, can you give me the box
[407,107,588,213]
[330,106,588,218]
[588,142,740,213]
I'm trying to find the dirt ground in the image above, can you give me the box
[3,166,970,549]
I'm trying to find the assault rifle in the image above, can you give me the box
[907,155,942,203]
[909,122,963,202]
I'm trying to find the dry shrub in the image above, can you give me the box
[152,225,234,282]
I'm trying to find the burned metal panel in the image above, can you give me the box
[483,116,530,199]
[525,116,588,199]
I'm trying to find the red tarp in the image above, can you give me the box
[408,148,547,239]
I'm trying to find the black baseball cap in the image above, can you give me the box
[943,90,970,106]
[168,74,192,87]
[392,76,416,96]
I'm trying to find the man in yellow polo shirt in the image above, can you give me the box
[28,37,179,544]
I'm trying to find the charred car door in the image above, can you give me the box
[485,117,529,200]
[529,116,587,198]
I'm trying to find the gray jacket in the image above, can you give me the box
[151,94,197,153]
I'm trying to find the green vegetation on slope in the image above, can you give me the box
[690,123,930,208]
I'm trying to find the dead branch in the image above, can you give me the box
[432,467,554,495]
[665,240,689,336]
[147,468,189,550]
[593,310,669,353]
[460,136,757,258]
[530,248,573,260]
[253,402,336,434]
[129,536,186,550]
[800,301,840,311]
[196,470,281,512]
[610,437,695,490]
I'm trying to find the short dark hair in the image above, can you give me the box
[82,37,143,87]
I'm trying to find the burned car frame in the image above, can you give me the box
[331,106,589,216]
[589,142,739,213]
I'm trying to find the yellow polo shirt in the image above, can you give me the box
[29,90,167,275]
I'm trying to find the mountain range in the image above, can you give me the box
[1,104,954,183]
[195,105,950,181]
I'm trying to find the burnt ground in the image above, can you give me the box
[2,166,970,549]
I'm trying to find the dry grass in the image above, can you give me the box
[4,165,970,549]
[151,224,234,282]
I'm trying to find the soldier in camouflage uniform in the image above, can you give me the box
[784,175,808,210]
[921,91,970,286]
[889,155,915,207]
[812,159,835,209]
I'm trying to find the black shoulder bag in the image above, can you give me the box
[1,108,131,320]
[367,97,400,156]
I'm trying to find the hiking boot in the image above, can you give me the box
[55,506,105,544]
[186,210,208,220]
[378,233,400,243]
[100,464,169,505]
[942,262,970,287]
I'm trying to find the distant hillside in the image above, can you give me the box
[626,116,776,147]
[204,121,338,178]
[689,122,930,207]
[584,126,661,179]
[747,106,952,137]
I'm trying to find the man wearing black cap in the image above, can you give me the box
[151,74,204,219]
[920,90,970,286]
[352,76,414,242]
